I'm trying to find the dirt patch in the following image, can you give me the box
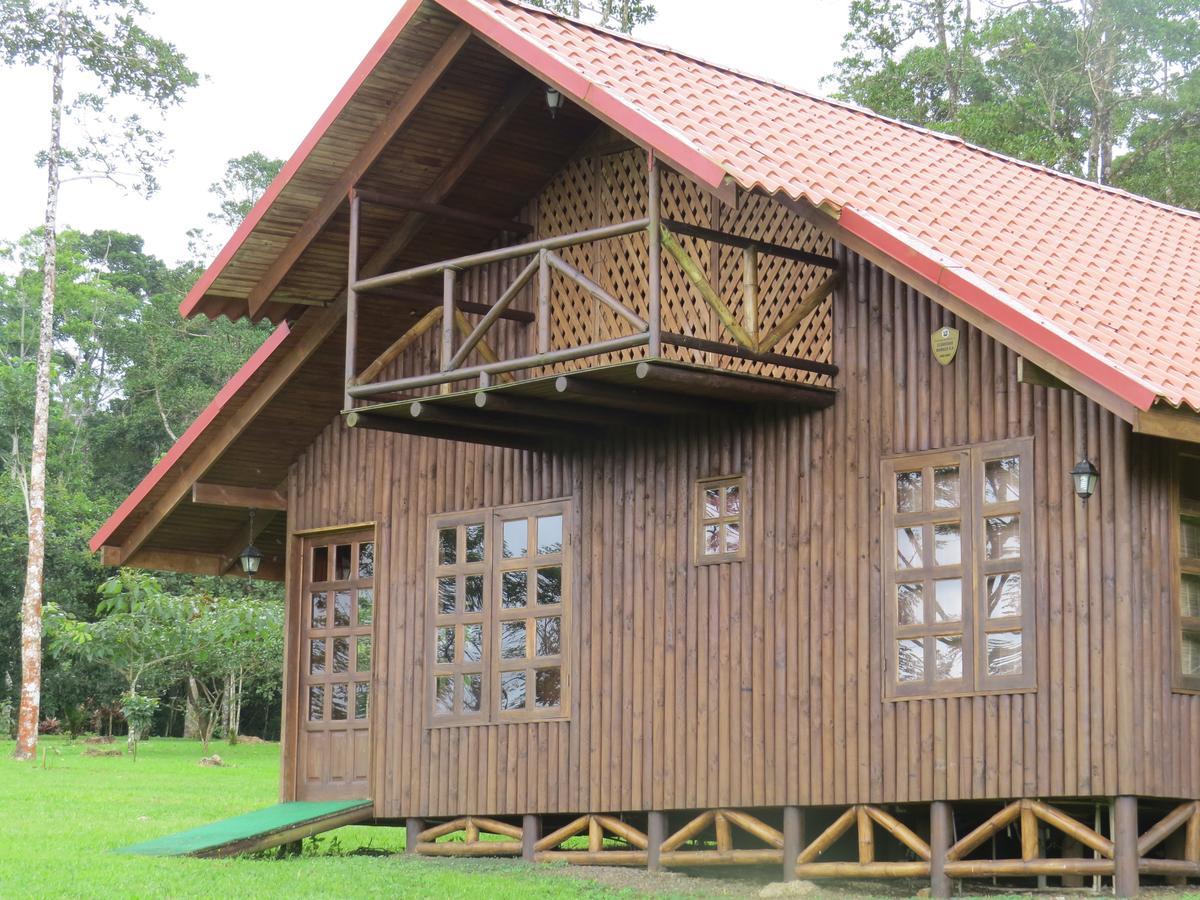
[82,748,123,758]
[198,754,226,767]
[83,736,114,745]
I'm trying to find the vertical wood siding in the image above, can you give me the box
[290,239,1199,818]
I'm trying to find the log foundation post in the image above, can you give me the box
[522,814,540,861]
[930,800,953,898]
[405,817,423,855]
[782,806,803,882]
[647,811,668,872]
[1113,796,1139,898]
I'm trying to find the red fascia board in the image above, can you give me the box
[436,0,729,191]
[179,0,429,320]
[88,322,293,552]
[839,206,1160,412]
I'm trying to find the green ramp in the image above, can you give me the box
[116,799,373,858]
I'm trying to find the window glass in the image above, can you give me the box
[898,639,925,682]
[502,571,527,608]
[308,685,324,721]
[536,566,562,605]
[934,635,963,681]
[438,528,457,566]
[535,668,561,708]
[310,592,327,629]
[500,622,526,659]
[464,575,484,613]
[1183,574,1200,619]
[987,573,1021,618]
[356,637,372,673]
[332,637,350,673]
[987,631,1023,675]
[463,674,482,712]
[1182,517,1200,559]
[697,476,745,562]
[312,546,329,582]
[895,472,922,513]
[502,519,527,559]
[500,672,526,711]
[725,484,741,516]
[334,545,352,580]
[933,523,961,566]
[535,616,561,656]
[434,676,454,715]
[1183,633,1200,677]
[896,528,923,569]
[437,577,456,614]
[358,542,374,579]
[934,579,962,622]
[704,488,721,518]
[354,683,369,719]
[897,583,923,626]
[357,589,374,626]
[333,591,351,627]
[465,524,486,562]
[537,515,563,554]
[984,457,1020,504]
[436,627,455,664]
[933,466,960,509]
[463,624,483,662]
[330,683,349,721]
[309,639,326,676]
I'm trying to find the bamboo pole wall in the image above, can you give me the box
[293,218,1198,818]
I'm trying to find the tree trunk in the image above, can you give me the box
[15,1,67,762]
[183,677,200,739]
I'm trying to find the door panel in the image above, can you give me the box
[295,529,375,800]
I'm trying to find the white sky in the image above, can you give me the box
[0,0,851,267]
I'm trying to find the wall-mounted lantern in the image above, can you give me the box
[1071,458,1099,501]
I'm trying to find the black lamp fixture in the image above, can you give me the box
[238,508,262,579]
[545,85,564,118]
[1071,458,1099,501]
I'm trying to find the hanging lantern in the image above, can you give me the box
[545,85,564,118]
[1070,458,1099,500]
[239,508,262,578]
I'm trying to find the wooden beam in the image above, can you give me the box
[353,76,536,288]
[661,331,839,377]
[246,25,472,318]
[755,269,843,354]
[1017,356,1073,391]
[659,225,755,350]
[1136,406,1200,444]
[353,188,533,234]
[553,375,729,417]
[118,547,284,583]
[474,391,653,428]
[662,217,840,268]
[217,507,281,576]
[344,410,545,452]
[354,306,443,386]
[634,361,835,408]
[367,287,535,323]
[408,400,591,440]
[191,482,287,511]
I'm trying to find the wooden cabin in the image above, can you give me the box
[90,0,1200,894]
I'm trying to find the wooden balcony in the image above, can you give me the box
[341,161,840,449]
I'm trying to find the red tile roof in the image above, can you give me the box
[446,0,1200,411]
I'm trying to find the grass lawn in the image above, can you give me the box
[0,736,643,899]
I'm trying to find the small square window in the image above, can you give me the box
[696,476,746,564]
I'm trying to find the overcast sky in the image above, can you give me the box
[0,0,852,267]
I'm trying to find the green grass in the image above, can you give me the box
[0,736,632,898]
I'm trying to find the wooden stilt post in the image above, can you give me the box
[405,817,423,855]
[782,806,804,883]
[1113,796,1139,898]
[647,152,662,358]
[930,801,952,899]
[344,190,361,411]
[441,268,457,371]
[647,811,667,872]
[522,814,540,861]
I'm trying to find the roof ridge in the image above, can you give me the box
[490,0,1200,224]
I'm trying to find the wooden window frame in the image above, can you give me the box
[427,498,572,727]
[694,474,746,565]
[882,438,1036,700]
[1173,451,1200,693]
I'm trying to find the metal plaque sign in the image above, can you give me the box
[931,326,960,366]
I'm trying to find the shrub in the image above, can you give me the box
[38,717,62,735]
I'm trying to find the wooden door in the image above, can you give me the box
[295,530,375,800]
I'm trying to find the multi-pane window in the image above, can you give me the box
[882,439,1034,698]
[1177,454,1200,691]
[696,475,745,564]
[305,535,374,723]
[429,500,569,724]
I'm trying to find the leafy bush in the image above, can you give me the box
[38,717,62,735]
[0,697,13,739]
[121,694,158,752]
[63,703,91,740]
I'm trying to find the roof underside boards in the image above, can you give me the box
[94,0,1200,574]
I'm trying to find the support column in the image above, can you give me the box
[647,810,668,872]
[646,152,662,358]
[782,806,804,883]
[405,817,424,855]
[522,814,540,862]
[1113,796,1139,898]
[929,801,953,899]
[343,190,361,411]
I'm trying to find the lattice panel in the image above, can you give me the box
[595,149,650,366]
[716,191,835,386]
[540,152,599,376]
[657,168,718,368]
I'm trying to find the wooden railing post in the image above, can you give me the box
[742,245,758,343]
[537,249,550,354]
[647,152,662,358]
[344,190,361,411]
[782,806,803,882]
[1113,796,1139,898]
[929,801,952,899]
[440,267,457,395]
